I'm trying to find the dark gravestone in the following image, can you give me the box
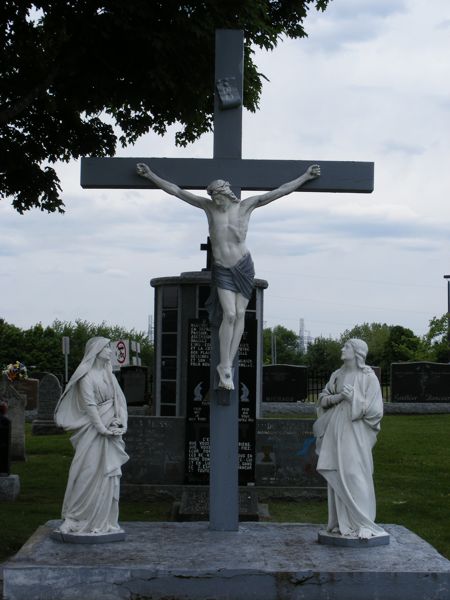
[117,366,148,406]
[0,379,26,461]
[32,373,64,435]
[0,409,11,476]
[255,419,323,488]
[263,365,308,402]
[391,362,450,403]
[185,318,257,485]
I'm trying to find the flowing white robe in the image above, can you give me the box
[54,346,129,534]
[313,367,386,538]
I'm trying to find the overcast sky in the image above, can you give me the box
[1,0,450,341]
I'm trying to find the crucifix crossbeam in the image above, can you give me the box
[81,157,373,193]
[79,29,374,533]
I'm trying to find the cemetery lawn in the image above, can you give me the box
[1,416,449,563]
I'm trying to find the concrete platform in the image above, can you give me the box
[3,521,450,600]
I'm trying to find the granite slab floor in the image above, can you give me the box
[3,521,450,600]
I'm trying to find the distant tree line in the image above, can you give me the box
[0,318,153,379]
[1,315,448,382]
[264,316,450,377]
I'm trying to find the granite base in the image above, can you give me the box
[318,529,390,547]
[3,521,449,600]
[50,529,125,544]
[31,420,64,436]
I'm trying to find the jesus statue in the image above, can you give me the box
[137,162,320,390]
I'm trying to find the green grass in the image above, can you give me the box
[1,417,449,563]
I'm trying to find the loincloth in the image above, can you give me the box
[206,253,255,326]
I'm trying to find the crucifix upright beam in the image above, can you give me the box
[80,30,374,532]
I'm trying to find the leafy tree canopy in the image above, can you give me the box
[0,318,153,378]
[1,0,331,213]
[263,324,304,365]
[423,314,450,363]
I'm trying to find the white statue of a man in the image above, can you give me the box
[313,339,387,541]
[137,162,320,390]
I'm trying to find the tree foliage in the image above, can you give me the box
[304,336,341,377]
[0,318,153,378]
[423,314,450,363]
[263,324,304,365]
[1,0,331,213]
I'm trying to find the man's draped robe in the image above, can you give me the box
[313,367,386,537]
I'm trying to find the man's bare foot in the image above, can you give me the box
[217,365,234,390]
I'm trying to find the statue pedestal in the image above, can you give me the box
[50,529,125,544]
[318,529,390,547]
[4,521,449,600]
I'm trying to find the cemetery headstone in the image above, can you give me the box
[263,365,308,402]
[391,362,450,403]
[32,373,64,435]
[13,378,39,410]
[118,365,148,406]
[0,378,26,460]
[0,403,11,476]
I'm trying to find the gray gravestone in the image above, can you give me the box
[13,378,39,410]
[263,364,308,402]
[0,379,27,461]
[32,373,64,435]
[391,362,450,403]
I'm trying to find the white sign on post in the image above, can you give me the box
[111,339,130,371]
[62,336,70,384]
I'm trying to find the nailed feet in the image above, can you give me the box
[217,364,234,390]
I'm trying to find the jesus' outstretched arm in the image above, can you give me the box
[136,162,207,209]
[243,164,320,211]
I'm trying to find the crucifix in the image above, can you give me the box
[81,30,373,532]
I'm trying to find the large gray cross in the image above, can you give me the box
[81,30,373,532]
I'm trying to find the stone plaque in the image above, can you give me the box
[391,362,450,403]
[185,318,257,485]
[122,417,185,485]
[255,419,323,487]
[263,365,308,402]
[177,487,259,521]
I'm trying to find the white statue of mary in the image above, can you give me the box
[54,337,129,537]
[313,338,388,543]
